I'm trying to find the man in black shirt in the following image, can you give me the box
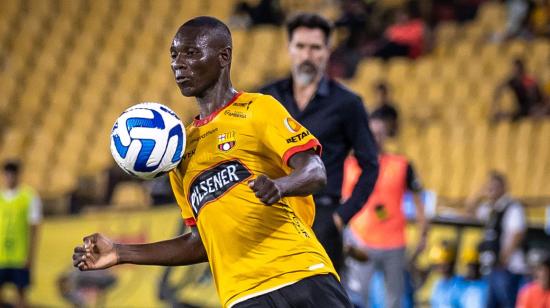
[492,58,548,121]
[260,13,379,271]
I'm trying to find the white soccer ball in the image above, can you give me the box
[110,102,185,180]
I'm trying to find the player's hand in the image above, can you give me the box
[332,213,344,233]
[248,175,283,205]
[344,244,369,262]
[73,233,119,271]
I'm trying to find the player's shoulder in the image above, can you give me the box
[237,92,285,111]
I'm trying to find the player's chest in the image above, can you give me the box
[178,120,257,173]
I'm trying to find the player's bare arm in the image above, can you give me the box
[73,226,207,271]
[249,149,326,205]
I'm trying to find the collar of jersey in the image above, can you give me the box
[193,92,243,127]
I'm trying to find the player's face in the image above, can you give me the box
[170,28,222,97]
[288,27,330,85]
[535,264,550,288]
[487,178,505,201]
[2,171,18,189]
[369,118,389,149]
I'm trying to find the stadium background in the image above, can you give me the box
[0,0,548,306]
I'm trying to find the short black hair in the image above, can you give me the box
[3,160,20,174]
[286,13,333,44]
[178,16,232,47]
[375,81,388,94]
[489,170,507,188]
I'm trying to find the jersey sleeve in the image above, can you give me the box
[256,95,322,166]
[406,163,423,193]
[168,170,196,226]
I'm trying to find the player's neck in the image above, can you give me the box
[196,80,237,119]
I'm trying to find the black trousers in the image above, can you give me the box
[233,274,352,308]
[312,203,343,272]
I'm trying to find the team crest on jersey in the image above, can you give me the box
[217,131,236,152]
[284,117,302,133]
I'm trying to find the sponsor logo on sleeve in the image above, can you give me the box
[286,130,311,143]
[284,117,302,133]
[188,159,252,216]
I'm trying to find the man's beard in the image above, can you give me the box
[294,61,319,86]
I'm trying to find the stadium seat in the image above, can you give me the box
[110,182,152,210]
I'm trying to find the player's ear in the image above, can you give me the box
[219,46,231,67]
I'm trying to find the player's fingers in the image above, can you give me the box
[252,175,268,191]
[83,233,98,249]
[265,192,281,205]
[73,253,84,266]
[260,187,280,204]
[77,261,88,271]
[74,246,86,253]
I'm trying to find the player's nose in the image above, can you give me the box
[171,54,187,70]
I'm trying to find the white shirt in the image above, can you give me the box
[2,188,43,224]
[476,195,527,274]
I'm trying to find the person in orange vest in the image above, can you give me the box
[516,251,550,308]
[342,110,429,308]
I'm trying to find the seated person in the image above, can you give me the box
[430,241,463,308]
[453,247,489,308]
[516,251,550,308]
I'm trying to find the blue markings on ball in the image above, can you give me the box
[168,124,184,163]
[112,107,184,174]
[134,139,157,172]
[125,109,165,131]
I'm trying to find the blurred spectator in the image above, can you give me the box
[58,268,117,307]
[492,0,532,41]
[516,250,550,307]
[0,160,42,308]
[229,0,284,28]
[453,247,489,308]
[529,0,550,37]
[329,0,372,78]
[372,81,400,137]
[342,114,428,308]
[466,171,528,308]
[373,5,429,60]
[492,58,549,121]
[261,12,379,272]
[430,0,484,24]
[146,175,176,206]
[430,240,463,308]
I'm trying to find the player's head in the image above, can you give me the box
[2,160,21,189]
[375,81,389,101]
[171,16,232,98]
[512,57,525,77]
[535,253,550,289]
[286,13,332,86]
[429,240,457,278]
[487,170,507,202]
[369,109,390,149]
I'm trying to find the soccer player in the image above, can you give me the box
[0,161,42,308]
[72,16,352,308]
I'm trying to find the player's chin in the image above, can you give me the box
[177,84,197,97]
